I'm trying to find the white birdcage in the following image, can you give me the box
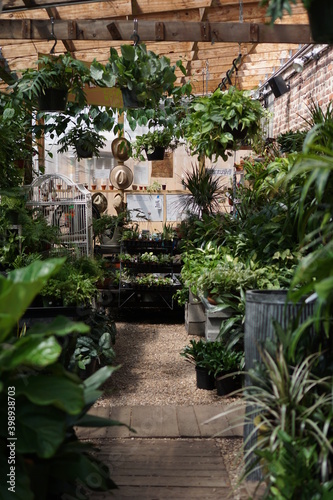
[26,173,93,257]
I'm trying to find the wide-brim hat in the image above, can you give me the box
[92,192,108,213]
[110,164,133,190]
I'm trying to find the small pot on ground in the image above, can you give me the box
[195,366,215,390]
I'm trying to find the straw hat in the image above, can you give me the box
[92,192,108,213]
[111,137,131,162]
[110,164,133,190]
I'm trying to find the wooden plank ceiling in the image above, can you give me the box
[0,0,310,94]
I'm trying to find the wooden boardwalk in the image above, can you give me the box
[77,404,262,499]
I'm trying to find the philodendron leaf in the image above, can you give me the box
[14,374,84,414]
[0,258,65,342]
[0,336,61,370]
[0,453,34,500]
[28,316,90,337]
[14,400,66,458]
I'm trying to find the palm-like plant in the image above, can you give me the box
[180,163,223,216]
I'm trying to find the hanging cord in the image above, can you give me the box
[131,18,140,46]
[49,17,57,54]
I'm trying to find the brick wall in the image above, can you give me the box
[264,46,333,138]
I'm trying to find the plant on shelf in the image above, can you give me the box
[146,181,162,192]
[90,43,188,108]
[139,252,159,264]
[131,129,175,161]
[181,86,264,161]
[12,53,93,111]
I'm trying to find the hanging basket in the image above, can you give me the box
[37,88,68,112]
[121,88,143,109]
[307,0,333,43]
[75,143,94,159]
[146,146,165,161]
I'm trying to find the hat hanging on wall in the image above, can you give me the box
[110,164,133,190]
[92,192,108,214]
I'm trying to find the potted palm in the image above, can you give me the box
[90,44,186,108]
[12,53,92,111]
[181,86,264,162]
[260,0,333,43]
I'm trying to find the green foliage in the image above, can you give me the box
[12,53,93,108]
[132,129,174,161]
[0,259,125,499]
[91,43,189,108]
[180,163,223,216]
[277,129,307,153]
[181,87,264,161]
[259,0,312,24]
[180,339,243,377]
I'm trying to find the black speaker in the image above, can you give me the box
[268,75,289,97]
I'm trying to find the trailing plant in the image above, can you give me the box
[0,258,126,499]
[181,86,264,161]
[132,129,176,161]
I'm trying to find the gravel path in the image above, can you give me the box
[95,316,248,498]
[101,321,240,406]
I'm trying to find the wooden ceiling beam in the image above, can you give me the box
[0,19,312,43]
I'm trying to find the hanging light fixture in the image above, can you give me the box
[292,57,304,73]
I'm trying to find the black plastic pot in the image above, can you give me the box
[37,88,68,112]
[146,146,165,161]
[75,143,94,159]
[195,366,215,390]
[215,372,242,396]
[307,0,333,43]
[121,88,143,108]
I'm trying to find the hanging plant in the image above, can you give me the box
[90,44,188,108]
[12,53,93,111]
[181,86,264,162]
[131,129,176,161]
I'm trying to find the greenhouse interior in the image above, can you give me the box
[1,0,333,499]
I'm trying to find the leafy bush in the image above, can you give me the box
[0,259,125,499]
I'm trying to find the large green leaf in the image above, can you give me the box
[83,365,119,406]
[0,259,65,341]
[28,316,90,337]
[14,374,84,414]
[0,336,61,370]
[15,401,66,458]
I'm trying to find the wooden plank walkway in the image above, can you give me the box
[76,404,262,499]
[77,404,244,440]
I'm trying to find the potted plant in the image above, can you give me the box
[132,129,175,161]
[180,339,215,390]
[181,86,264,162]
[12,53,93,111]
[90,44,186,108]
[259,0,333,43]
[180,163,223,216]
[204,342,243,396]
[57,126,106,160]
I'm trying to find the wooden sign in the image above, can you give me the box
[151,152,173,178]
